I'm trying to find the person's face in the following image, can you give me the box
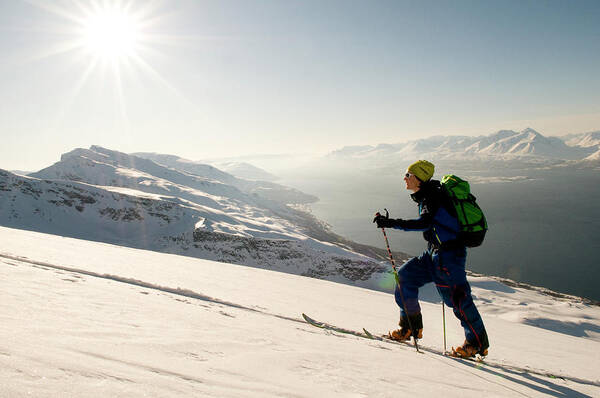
[404,172,421,192]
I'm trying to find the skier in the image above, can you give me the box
[373,160,489,358]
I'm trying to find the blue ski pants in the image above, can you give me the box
[394,246,487,345]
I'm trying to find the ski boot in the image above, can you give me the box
[451,334,489,359]
[388,313,423,342]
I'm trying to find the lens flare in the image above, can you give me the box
[378,271,398,291]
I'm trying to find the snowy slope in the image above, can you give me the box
[1,226,599,397]
[0,170,388,290]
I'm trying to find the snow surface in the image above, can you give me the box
[1,226,599,397]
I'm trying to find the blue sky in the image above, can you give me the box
[1,0,599,170]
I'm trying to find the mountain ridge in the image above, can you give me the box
[328,128,596,162]
[132,150,316,204]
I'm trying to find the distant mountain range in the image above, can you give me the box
[564,131,600,161]
[1,146,404,289]
[210,161,280,182]
[327,128,600,166]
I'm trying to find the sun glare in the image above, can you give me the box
[24,0,196,126]
[83,9,140,59]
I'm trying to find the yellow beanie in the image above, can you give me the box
[407,160,435,182]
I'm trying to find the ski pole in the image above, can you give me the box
[442,302,447,353]
[377,209,420,353]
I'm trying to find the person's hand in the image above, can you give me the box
[373,212,400,228]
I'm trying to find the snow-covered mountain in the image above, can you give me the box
[9,170,32,176]
[30,146,318,231]
[133,151,312,203]
[328,128,594,163]
[2,226,599,397]
[564,130,600,148]
[1,146,400,288]
[209,161,279,182]
[584,149,600,161]
[561,131,600,165]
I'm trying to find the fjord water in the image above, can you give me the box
[280,167,600,302]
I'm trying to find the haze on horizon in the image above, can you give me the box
[1,0,599,171]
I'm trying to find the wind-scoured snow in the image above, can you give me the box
[1,226,598,397]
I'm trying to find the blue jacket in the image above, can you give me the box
[394,179,461,248]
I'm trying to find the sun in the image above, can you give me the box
[82,7,140,60]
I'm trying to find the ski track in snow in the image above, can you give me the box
[0,253,300,324]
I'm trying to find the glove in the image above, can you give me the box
[373,212,402,228]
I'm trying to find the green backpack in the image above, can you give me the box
[441,174,488,247]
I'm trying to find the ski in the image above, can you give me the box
[363,327,416,347]
[302,313,422,353]
[303,312,483,360]
[302,313,449,357]
[364,326,485,362]
[301,313,371,340]
[363,327,429,353]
